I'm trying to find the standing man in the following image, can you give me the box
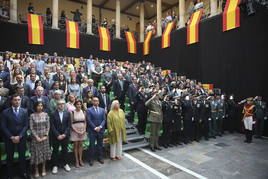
[209,95,218,139]
[161,95,173,148]
[82,79,98,98]
[191,95,202,142]
[1,94,30,179]
[50,99,71,174]
[98,85,111,114]
[182,95,194,144]
[241,97,255,143]
[226,95,237,133]
[145,91,163,152]
[216,95,226,137]
[128,77,138,124]
[254,96,267,139]
[136,86,148,135]
[0,63,10,88]
[113,74,127,110]
[86,97,106,166]
[0,78,9,97]
[200,95,211,140]
[31,86,50,113]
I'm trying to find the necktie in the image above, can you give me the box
[14,108,19,118]
[103,94,107,107]
[95,107,98,114]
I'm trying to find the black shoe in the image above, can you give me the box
[155,147,162,151]
[205,137,209,141]
[167,144,173,147]
[163,144,168,148]
[150,147,156,152]
[212,136,216,139]
[20,173,31,179]
[6,177,13,179]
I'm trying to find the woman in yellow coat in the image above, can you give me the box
[107,100,127,160]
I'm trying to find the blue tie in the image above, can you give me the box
[103,94,107,108]
[14,108,19,118]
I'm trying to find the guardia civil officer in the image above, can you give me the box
[170,96,183,145]
[191,95,202,142]
[209,95,218,139]
[182,95,193,144]
[253,96,267,139]
[216,95,226,136]
[135,86,148,135]
[161,94,173,148]
[200,95,210,140]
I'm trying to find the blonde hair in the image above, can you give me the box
[111,100,120,110]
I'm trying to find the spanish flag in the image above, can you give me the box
[27,14,44,45]
[125,31,137,54]
[187,10,203,45]
[98,26,111,51]
[162,21,175,48]
[162,70,170,77]
[223,0,241,32]
[143,30,153,55]
[66,20,79,49]
[202,84,213,91]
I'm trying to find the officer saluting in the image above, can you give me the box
[145,91,163,152]
[216,95,226,137]
[253,96,267,139]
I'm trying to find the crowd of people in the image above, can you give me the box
[0,50,267,179]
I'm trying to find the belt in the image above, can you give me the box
[211,110,216,112]
[73,121,85,124]
[150,110,160,115]
[219,109,223,112]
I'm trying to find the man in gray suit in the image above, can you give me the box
[145,91,163,152]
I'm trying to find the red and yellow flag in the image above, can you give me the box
[98,26,111,51]
[223,0,241,32]
[187,10,203,45]
[162,70,170,77]
[143,30,153,55]
[202,84,214,91]
[125,31,137,54]
[162,21,175,49]
[66,20,79,49]
[27,14,44,45]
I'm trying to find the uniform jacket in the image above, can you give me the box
[145,97,163,123]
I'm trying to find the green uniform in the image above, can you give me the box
[254,100,267,137]
[209,100,218,137]
[145,97,163,148]
[217,99,226,136]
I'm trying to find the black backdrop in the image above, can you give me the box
[1,9,268,134]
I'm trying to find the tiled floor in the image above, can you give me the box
[1,133,268,179]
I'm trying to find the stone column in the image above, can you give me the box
[52,0,59,29]
[140,2,144,42]
[210,0,217,16]
[86,0,93,34]
[9,0,17,23]
[115,0,120,38]
[179,0,185,28]
[156,0,162,36]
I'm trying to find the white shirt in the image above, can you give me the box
[94,106,99,113]
[12,106,20,114]
[58,110,64,122]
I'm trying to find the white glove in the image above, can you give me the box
[192,117,194,121]
[208,118,211,121]
[216,117,218,120]
[223,116,225,118]
[264,117,267,120]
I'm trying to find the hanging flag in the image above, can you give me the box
[202,84,214,91]
[162,21,175,48]
[162,70,171,77]
[223,0,241,32]
[187,9,203,45]
[125,31,137,54]
[74,58,80,68]
[143,30,153,55]
[27,14,44,45]
[98,26,111,51]
[66,20,79,49]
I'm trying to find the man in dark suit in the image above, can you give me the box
[97,85,111,113]
[0,63,10,88]
[82,79,98,98]
[1,94,30,179]
[136,86,148,134]
[42,72,54,92]
[31,86,50,113]
[86,97,106,166]
[128,77,138,124]
[50,99,71,174]
[10,74,31,96]
[113,74,128,110]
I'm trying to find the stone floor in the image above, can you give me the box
[1,133,268,179]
